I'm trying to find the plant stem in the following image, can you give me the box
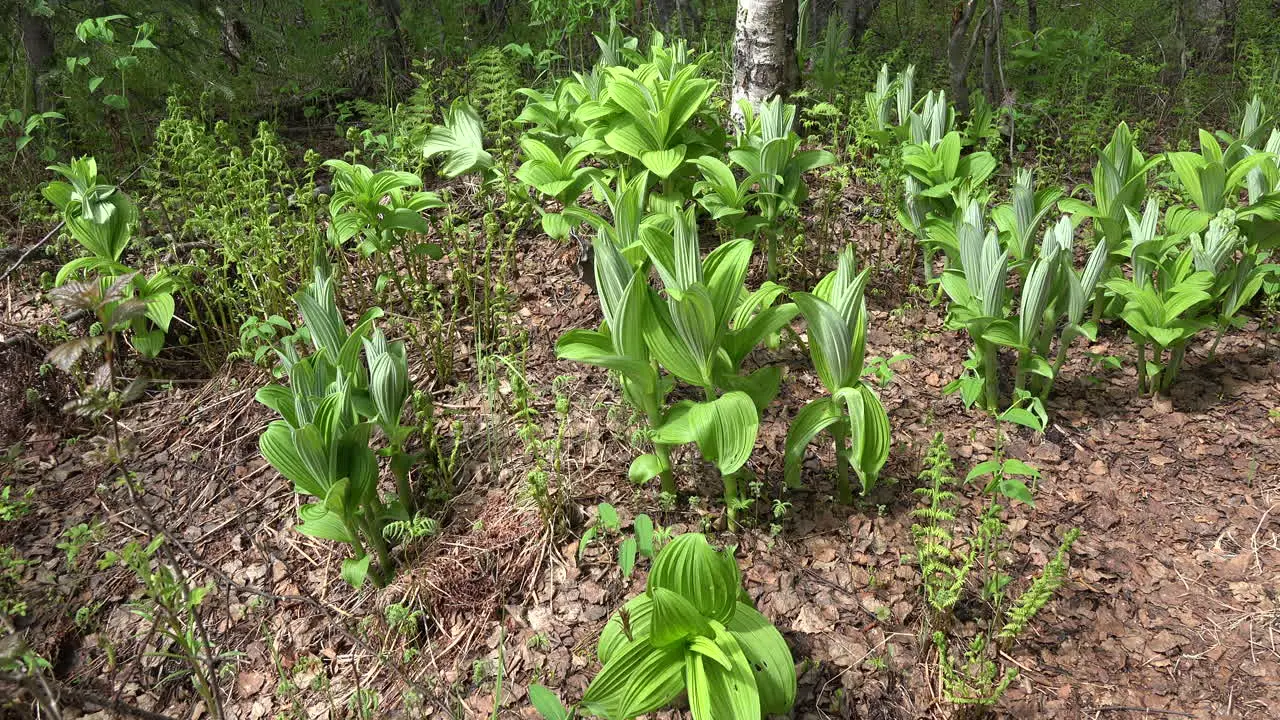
[1136,340,1148,395]
[1162,344,1187,394]
[362,515,394,585]
[831,421,853,505]
[656,443,676,496]
[981,341,999,411]
[722,471,740,527]
[391,449,415,516]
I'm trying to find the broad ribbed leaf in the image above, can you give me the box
[641,145,687,178]
[599,593,655,664]
[646,533,739,625]
[654,392,758,476]
[794,292,853,392]
[260,421,325,497]
[582,637,685,719]
[256,385,300,428]
[686,624,760,720]
[648,586,712,647]
[703,239,753,328]
[783,397,845,488]
[528,685,570,720]
[556,329,656,394]
[296,503,355,543]
[724,601,796,715]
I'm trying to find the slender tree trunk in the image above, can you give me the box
[842,0,882,43]
[19,6,55,115]
[948,0,980,119]
[1026,0,1038,36]
[375,0,409,71]
[1221,0,1238,63]
[731,0,799,121]
[982,0,1002,104]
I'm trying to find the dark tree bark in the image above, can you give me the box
[842,0,881,43]
[1026,0,1037,36]
[948,0,980,119]
[732,0,799,119]
[216,5,250,73]
[375,0,409,71]
[981,0,1003,105]
[19,5,55,114]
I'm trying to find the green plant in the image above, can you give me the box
[1165,128,1278,238]
[558,204,794,517]
[578,503,656,579]
[1104,198,1217,395]
[785,246,892,503]
[256,257,424,587]
[422,99,496,178]
[0,485,33,522]
[555,533,796,719]
[43,157,175,358]
[730,96,836,278]
[625,207,796,519]
[323,160,445,259]
[57,521,104,570]
[101,537,231,718]
[910,414,1080,715]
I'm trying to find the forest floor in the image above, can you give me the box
[2,169,1279,720]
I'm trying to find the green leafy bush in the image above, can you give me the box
[567,533,796,720]
[785,245,892,503]
[256,258,423,588]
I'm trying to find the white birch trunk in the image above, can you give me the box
[731,0,798,123]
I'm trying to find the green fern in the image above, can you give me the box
[911,433,969,618]
[998,528,1080,643]
[466,47,520,134]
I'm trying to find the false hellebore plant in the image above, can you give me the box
[578,533,796,720]
[256,258,419,588]
[785,246,892,504]
[557,204,796,521]
[44,156,175,358]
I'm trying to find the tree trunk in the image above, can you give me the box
[842,0,881,43]
[731,0,799,120]
[948,0,979,119]
[1026,0,1037,36]
[1220,0,1238,63]
[19,6,56,114]
[982,0,1002,105]
[375,0,409,71]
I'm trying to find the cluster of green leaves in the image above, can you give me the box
[909,412,1080,713]
[709,97,835,278]
[143,99,323,364]
[939,202,1107,410]
[557,198,796,521]
[256,257,426,588]
[784,246,891,503]
[100,536,231,718]
[67,14,157,114]
[864,68,1280,406]
[578,503,657,579]
[511,26,723,238]
[44,157,175,359]
[533,533,795,720]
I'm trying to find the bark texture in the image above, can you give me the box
[732,0,799,119]
[842,0,881,43]
[19,6,56,114]
[948,0,980,119]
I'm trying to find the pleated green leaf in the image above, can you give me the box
[725,601,797,716]
[646,533,739,625]
[582,637,685,720]
[783,397,846,489]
